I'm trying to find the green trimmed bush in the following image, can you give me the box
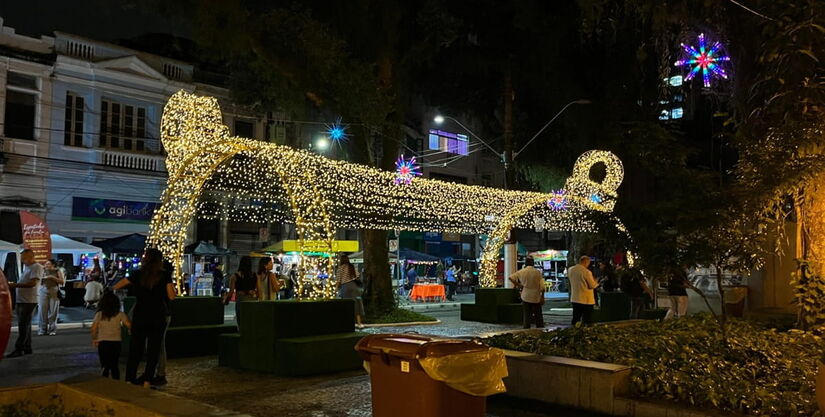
[365,308,436,324]
[484,313,824,417]
[474,288,520,306]
[218,333,241,368]
[274,332,367,376]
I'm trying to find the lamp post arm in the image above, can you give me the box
[513,100,588,159]
[444,116,502,158]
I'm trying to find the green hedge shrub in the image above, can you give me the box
[484,314,823,416]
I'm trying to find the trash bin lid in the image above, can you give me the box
[415,340,490,359]
[355,334,433,360]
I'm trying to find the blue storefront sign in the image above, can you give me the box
[71,197,159,224]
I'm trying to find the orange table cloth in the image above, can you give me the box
[409,284,446,302]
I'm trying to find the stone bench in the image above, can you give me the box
[502,349,631,415]
[502,349,731,417]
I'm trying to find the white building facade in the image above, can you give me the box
[0,18,269,248]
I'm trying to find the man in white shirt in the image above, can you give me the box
[567,255,599,326]
[509,256,545,329]
[7,249,43,357]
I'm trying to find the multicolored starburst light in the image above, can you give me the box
[325,118,348,142]
[674,33,731,88]
[394,155,421,185]
[547,189,568,210]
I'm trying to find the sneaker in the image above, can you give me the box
[152,376,168,386]
[37,332,46,336]
[49,332,56,336]
[6,350,24,358]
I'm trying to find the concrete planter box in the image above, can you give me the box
[502,350,732,417]
[0,375,250,417]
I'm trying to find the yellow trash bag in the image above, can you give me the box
[418,346,509,397]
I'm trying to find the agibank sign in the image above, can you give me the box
[72,197,159,224]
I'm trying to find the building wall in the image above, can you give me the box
[748,222,797,313]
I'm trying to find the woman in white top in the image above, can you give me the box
[38,259,65,336]
[91,291,132,380]
[337,255,365,327]
[256,257,281,301]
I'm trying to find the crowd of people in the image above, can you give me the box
[3,247,694,387]
[508,254,688,329]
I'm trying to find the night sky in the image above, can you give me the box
[0,1,188,41]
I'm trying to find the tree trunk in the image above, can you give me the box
[715,263,728,342]
[503,67,514,189]
[362,229,394,316]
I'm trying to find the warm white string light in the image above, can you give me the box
[149,91,629,296]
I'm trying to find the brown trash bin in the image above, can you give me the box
[355,334,506,417]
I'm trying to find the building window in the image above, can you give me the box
[428,129,468,155]
[234,119,255,138]
[64,93,84,146]
[4,71,39,140]
[100,99,147,151]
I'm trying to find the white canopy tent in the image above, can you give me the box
[51,234,102,264]
[0,239,21,276]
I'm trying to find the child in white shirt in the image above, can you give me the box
[91,291,131,380]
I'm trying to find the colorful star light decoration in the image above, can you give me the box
[394,155,421,185]
[547,190,568,210]
[325,118,348,142]
[674,33,731,88]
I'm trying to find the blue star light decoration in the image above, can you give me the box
[325,118,349,142]
[394,155,422,185]
[674,33,731,88]
[590,193,603,204]
[547,189,568,211]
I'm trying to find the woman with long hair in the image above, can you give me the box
[113,248,176,387]
[337,254,365,327]
[88,257,104,283]
[256,257,280,301]
[38,259,64,336]
[224,256,257,325]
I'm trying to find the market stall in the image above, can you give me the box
[51,234,103,306]
[0,240,20,277]
[529,249,569,293]
[184,241,232,296]
[94,233,147,282]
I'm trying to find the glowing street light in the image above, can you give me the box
[315,137,330,152]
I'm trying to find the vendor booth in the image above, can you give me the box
[51,234,102,267]
[0,240,21,277]
[529,249,569,293]
[94,233,148,281]
[51,234,103,306]
[184,241,232,296]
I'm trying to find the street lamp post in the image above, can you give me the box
[434,99,590,287]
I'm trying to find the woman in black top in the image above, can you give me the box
[665,266,691,319]
[223,256,256,326]
[113,248,176,387]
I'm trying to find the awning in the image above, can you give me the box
[0,240,21,273]
[184,241,232,256]
[0,240,20,253]
[348,251,398,264]
[94,233,147,254]
[259,240,359,254]
[51,234,102,255]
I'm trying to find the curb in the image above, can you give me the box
[361,319,442,328]
[11,315,239,333]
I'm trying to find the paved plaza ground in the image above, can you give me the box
[0,304,605,417]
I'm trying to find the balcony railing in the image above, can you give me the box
[102,149,165,172]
